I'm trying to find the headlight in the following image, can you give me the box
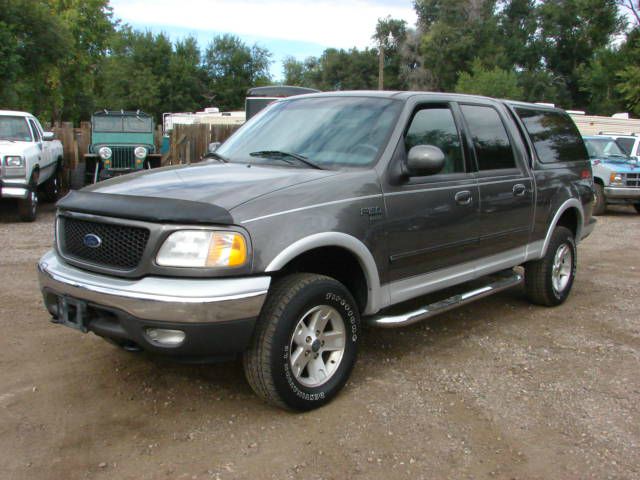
[98,147,112,160]
[134,146,147,159]
[610,172,624,186]
[4,156,24,167]
[156,231,247,268]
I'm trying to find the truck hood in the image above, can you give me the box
[0,140,29,155]
[83,161,341,211]
[592,157,640,173]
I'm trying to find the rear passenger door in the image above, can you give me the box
[458,103,534,256]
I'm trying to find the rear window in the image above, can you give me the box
[514,108,587,163]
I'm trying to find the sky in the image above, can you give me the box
[109,0,418,80]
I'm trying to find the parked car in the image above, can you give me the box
[72,110,162,187]
[583,135,640,214]
[245,86,319,120]
[0,110,63,221]
[38,92,595,410]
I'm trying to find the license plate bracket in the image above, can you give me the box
[55,296,89,333]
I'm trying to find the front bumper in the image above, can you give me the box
[0,180,29,199]
[37,250,271,356]
[604,186,640,200]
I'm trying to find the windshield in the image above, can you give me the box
[93,115,153,133]
[0,116,32,141]
[584,138,628,159]
[217,96,403,168]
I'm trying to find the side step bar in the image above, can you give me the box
[368,271,523,329]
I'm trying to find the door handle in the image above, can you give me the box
[513,184,527,197]
[455,190,472,206]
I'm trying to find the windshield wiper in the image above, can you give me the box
[249,150,323,170]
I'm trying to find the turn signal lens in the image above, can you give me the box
[610,172,624,185]
[206,232,247,267]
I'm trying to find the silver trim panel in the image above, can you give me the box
[604,186,640,199]
[38,250,270,324]
[1,187,29,199]
[541,198,584,256]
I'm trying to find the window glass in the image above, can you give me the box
[461,105,516,170]
[514,108,587,163]
[28,119,41,141]
[615,137,634,156]
[93,116,123,132]
[217,97,403,168]
[0,116,32,141]
[405,107,464,174]
[584,138,628,159]
[123,116,153,132]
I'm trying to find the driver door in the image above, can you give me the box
[382,103,480,285]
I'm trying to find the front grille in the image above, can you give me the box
[59,217,149,270]
[625,173,640,187]
[111,146,135,169]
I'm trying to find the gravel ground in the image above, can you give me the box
[1,200,639,480]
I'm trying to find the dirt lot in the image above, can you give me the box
[1,201,639,480]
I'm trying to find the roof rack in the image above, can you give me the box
[597,131,639,137]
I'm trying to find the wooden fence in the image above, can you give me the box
[166,124,241,165]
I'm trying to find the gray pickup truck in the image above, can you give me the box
[38,92,595,411]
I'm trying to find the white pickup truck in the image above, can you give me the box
[0,110,64,221]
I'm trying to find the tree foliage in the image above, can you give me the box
[1,0,639,123]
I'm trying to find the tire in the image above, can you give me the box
[243,273,361,411]
[634,203,640,214]
[525,226,576,307]
[17,188,38,222]
[592,183,606,216]
[69,163,86,190]
[42,164,63,202]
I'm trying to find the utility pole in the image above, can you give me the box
[378,44,384,90]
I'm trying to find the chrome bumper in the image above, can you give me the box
[604,186,640,199]
[37,250,270,324]
[1,185,29,199]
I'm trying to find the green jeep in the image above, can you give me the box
[77,110,162,186]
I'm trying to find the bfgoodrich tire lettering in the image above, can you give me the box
[524,226,576,306]
[243,273,360,411]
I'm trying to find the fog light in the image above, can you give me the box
[145,328,185,346]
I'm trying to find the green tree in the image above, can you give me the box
[455,59,523,99]
[204,34,272,110]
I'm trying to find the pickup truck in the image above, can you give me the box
[38,92,595,411]
[584,135,640,214]
[0,110,64,221]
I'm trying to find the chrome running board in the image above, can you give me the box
[368,271,523,329]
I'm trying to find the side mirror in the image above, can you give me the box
[208,142,221,153]
[42,132,55,141]
[407,145,445,176]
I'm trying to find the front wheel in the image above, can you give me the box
[243,273,360,411]
[592,183,606,216]
[42,165,63,202]
[634,203,640,214]
[17,189,38,222]
[524,226,576,306]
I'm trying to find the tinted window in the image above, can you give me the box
[405,107,464,174]
[515,108,587,163]
[461,105,516,170]
[615,138,634,156]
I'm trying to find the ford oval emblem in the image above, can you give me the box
[83,233,102,248]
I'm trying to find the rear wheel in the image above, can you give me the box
[592,183,606,215]
[525,226,576,306]
[42,164,63,201]
[18,188,38,222]
[243,273,360,411]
